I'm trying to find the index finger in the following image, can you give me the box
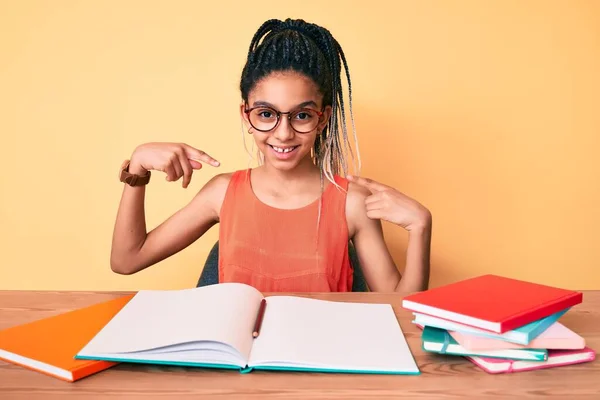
[183,145,220,167]
[347,175,389,193]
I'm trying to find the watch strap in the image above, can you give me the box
[119,160,151,186]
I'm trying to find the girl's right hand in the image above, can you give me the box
[130,142,220,188]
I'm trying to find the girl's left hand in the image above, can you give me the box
[348,175,432,232]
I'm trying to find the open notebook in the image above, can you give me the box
[76,283,419,375]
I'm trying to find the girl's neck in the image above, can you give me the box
[259,155,321,185]
[250,157,327,210]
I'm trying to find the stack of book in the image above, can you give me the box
[402,274,596,373]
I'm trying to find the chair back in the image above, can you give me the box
[197,241,369,292]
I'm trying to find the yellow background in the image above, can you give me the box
[1,1,598,291]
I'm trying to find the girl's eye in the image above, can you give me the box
[295,112,311,120]
[259,111,273,118]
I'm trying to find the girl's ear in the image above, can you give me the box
[317,105,333,132]
[240,102,251,126]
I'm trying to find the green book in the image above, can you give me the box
[422,326,547,361]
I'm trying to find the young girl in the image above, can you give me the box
[111,18,432,294]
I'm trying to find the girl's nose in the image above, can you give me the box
[272,118,295,141]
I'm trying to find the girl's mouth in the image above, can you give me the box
[268,144,299,159]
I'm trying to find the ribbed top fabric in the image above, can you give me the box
[218,169,353,292]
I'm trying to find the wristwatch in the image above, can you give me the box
[119,160,151,186]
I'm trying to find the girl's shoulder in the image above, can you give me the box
[343,179,373,237]
[201,169,249,194]
[345,179,371,209]
[196,170,245,220]
[201,171,235,192]
[326,175,370,205]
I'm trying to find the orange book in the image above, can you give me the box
[0,294,134,382]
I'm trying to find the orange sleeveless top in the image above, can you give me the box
[218,169,353,292]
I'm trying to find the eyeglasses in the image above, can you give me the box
[244,105,324,134]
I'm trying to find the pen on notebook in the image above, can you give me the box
[253,299,267,338]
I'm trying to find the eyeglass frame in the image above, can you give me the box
[243,104,326,134]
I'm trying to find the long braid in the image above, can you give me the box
[293,20,360,181]
[336,43,360,173]
[316,27,342,182]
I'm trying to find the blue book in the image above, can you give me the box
[422,326,548,361]
[413,307,569,345]
[76,283,420,375]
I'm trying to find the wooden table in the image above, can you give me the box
[0,291,598,399]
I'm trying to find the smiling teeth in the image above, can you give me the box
[272,146,295,153]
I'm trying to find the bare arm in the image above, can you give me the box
[400,224,431,293]
[346,179,432,294]
[110,142,227,275]
[110,172,230,275]
[347,186,400,292]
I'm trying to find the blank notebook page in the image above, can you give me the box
[248,296,419,373]
[78,283,263,361]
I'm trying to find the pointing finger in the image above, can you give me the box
[183,145,220,167]
[348,175,389,193]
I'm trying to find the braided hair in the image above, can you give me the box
[240,18,360,184]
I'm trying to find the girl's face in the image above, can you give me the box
[241,71,332,172]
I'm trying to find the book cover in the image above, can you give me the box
[467,347,596,373]
[413,307,568,345]
[402,274,582,333]
[422,326,548,361]
[0,295,134,382]
[450,321,586,350]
